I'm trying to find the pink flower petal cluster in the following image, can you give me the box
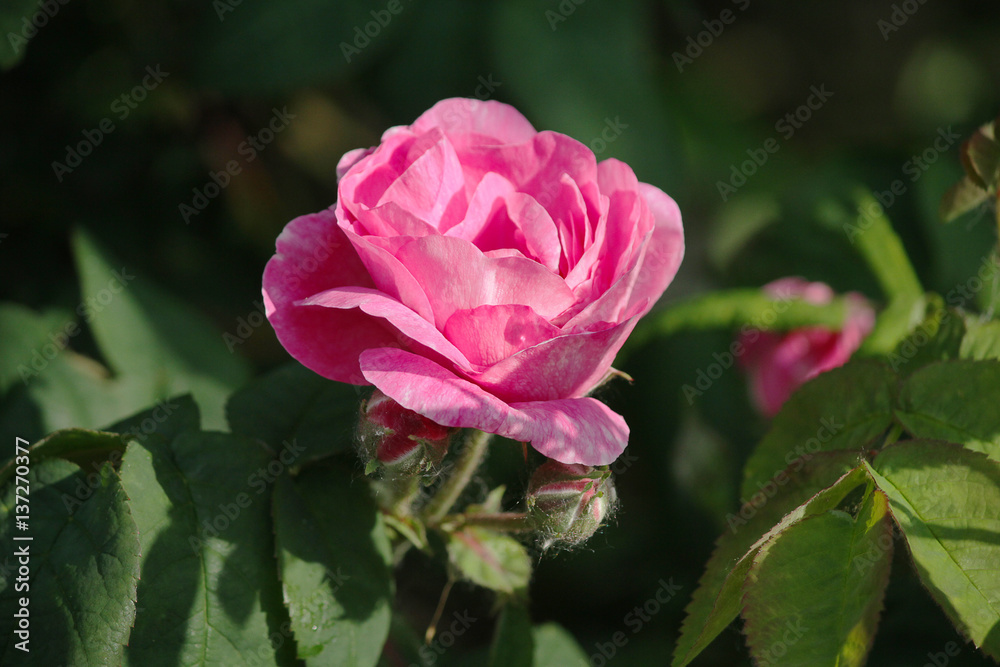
[263,98,684,465]
[739,277,876,417]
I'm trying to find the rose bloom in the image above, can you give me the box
[263,98,683,465]
[739,277,876,417]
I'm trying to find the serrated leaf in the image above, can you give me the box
[866,441,1000,659]
[532,622,590,667]
[885,306,965,376]
[227,362,360,465]
[272,464,393,666]
[0,428,127,490]
[105,394,201,445]
[742,490,893,667]
[119,432,291,666]
[488,604,533,667]
[673,454,867,667]
[447,526,532,597]
[741,362,895,500]
[961,320,1000,361]
[895,360,1000,461]
[0,459,140,666]
[72,228,249,429]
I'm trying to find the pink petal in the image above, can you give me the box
[623,183,685,317]
[262,210,399,384]
[461,315,640,402]
[411,98,537,147]
[445,171,517,239]
[442,304,561,367]
[339,224,435,322]
[376,129,466,227]
[359,348,628,465]
[393,235,576,328]
[299,286,474,372]
[506,192,561,272]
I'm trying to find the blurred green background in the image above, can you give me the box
[2,0,999,664]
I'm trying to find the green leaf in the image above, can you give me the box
[488,604,533,667]
[857,293,927,356]
[847,190,924,303]
[742,490,894,667]
[0,459,140,665]
[866,441,1000,659]
[960,320,1000,361]
[0,428,127,490]
[0,0,37,69]
[272,464,393,666]
[119,432,291,666]
[447,526,532,596]
[740,362,895,500]
[885,304,965,377]
[105,394,201,446]
[673,454,867,667]
[960,122,1000,190]
[0,303,69,394]
[227,362,360,465]
[532,623,590,667]
[895,360,1000,461]
[940,177,990,223]
[625,289,852,354]
[72,228,250,429]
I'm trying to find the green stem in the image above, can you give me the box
[851,189,924,302]
[422,429,492,524]
[446,512,535,533]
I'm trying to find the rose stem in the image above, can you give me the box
[422,429,492,524]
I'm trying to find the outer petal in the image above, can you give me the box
[411,98,537,147]
[299,286,474,372]
[359,348,627,465]
[623,183,685,317]
[263,210,393,384]
[461,315,641,402]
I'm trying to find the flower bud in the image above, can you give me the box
[359,391,453,476]
[526,461,616,547]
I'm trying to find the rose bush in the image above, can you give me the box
[739,277,876,416]
[263,98,683,465]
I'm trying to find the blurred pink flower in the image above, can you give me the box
[739,277,875,417]
[263,98,684,465]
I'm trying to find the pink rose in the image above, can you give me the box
[739,277,876,417]
[263,98,683,465]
